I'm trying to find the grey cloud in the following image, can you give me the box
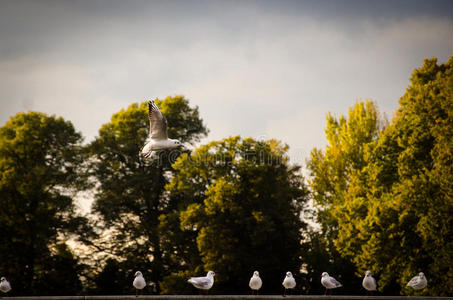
[0,0,452,148]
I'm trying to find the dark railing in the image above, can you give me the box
[2,296,452,300]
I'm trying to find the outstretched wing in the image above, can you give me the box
[148,100,168,140]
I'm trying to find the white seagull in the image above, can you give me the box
[282,271,296,297]
[0,277,11,293]
[249,271,262,295]
[321,272,342,295]
[133,271,146,296]
[140,100,183,158]
[362,270,377,293]
[406,272,427,290]
[188,271,215,294]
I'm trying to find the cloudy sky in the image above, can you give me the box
[1,0,453,168]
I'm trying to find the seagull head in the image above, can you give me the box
[207,271,215,277]
[286,271,293,277]
[134,271,143,277]
[419,272,425,278]
[171,139,183,147]
[365,270,372,276]
[254,271,260,277]
[321,272,328,278]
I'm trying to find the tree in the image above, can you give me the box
[306,100,384,294]
[162,136,309,294]
[334,57,453,295]
[0,112,90,295]
[88,95,208,293]
[307,100,383,233]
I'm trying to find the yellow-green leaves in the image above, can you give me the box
[308,57,453,295]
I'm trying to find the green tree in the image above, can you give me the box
[307,100,383,233]
[88,95,208,293]
[334,57,453,295]
[162,136,308,294]
[0,112,90,295]
[306,100,384,294]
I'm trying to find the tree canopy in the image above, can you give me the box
[308,57,453,296]
[0,112,89,295]
[87,95,208,293]
[2,56,452,296]
[161,136,309,294]
[306,100,385,294]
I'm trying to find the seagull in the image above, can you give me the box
[0,277,11,293]
[133,271,146,297]
[188,271,215,294]
[362,270,377,294]
[321,272,342,295]
[406,272,427,290]
[249,271,262,295]
[282,271,296,297]
[139,100,183,158]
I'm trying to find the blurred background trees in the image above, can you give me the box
[0,57,452,296]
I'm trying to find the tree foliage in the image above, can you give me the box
[335,57,453,296]
[307,100,383,233]
[309,57,453,296]
[2,56,452,296]
[0,112,89,295]
[306,100,384,294]
[87,95,208,293]
[162,136,309,294]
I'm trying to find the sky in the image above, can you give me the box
[1,0,453,210]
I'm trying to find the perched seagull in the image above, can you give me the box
[362,270,377,294]
[282,271,296,297]
[188,271,215,294]
[249,271,262,295]
[139,100,183,158]
[133,271,146,297]
[321,272,342,295]
[0,277,11,293]
[407,272,427,290]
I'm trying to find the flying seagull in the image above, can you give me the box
[188,271,215,294]
[362,270,377,294]
[406,272,427,290]
[133,271,146,297]
[282,271,296,297]
[0,277,11,294]
[140,100,183,158]
[321,272,342,295]
[249,271,262,295]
